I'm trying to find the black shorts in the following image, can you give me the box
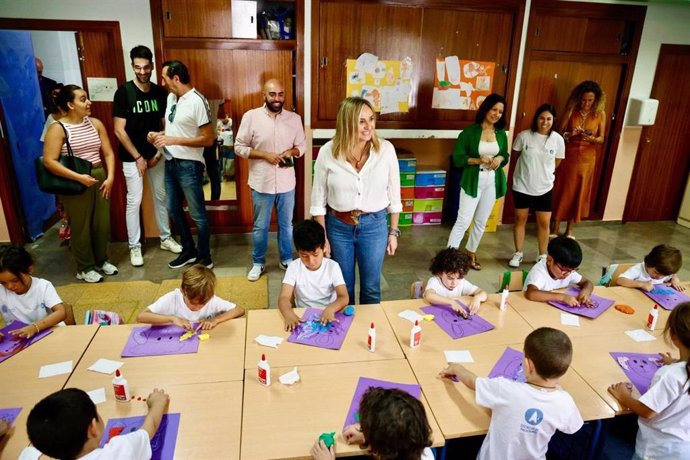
[513,190,553,213]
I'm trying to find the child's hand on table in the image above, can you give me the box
[283,311,304,332]
[198,320,217,331]
[608,382,633,401]
[310,439,335,460]
[468,297,481,315]
[576,291,592,306]
[319,306,338,325]
[342,423,365,445]
[146,388,170,410]
[9,325,38,340]
[670,277,685,292]
[439,363,464,380]
[171,317,192,331]
[641,281,655,292]
[658,352,676,366]
[561,294,580,307]
[0,418,9,437]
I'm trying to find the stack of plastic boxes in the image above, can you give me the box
[398,156,416,227]
[413,167,446,225]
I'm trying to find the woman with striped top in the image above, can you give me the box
[43,85,117,283]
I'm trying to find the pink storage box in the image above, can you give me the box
[415,186,445,199]
[412,211,442,225]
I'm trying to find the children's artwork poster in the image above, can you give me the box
[0,321,53,364]
[420,303,494,340]
[488,347,528,383]
[642,285,690,311]
[346,53,413,114]
[431,56,495,110]
[287,307,355,350]
[610,352,663,395]
[100,413,180,460]
[343,377,421,429]
[121,325,200,358]
[0,407,22,432]
[547,288,615,319]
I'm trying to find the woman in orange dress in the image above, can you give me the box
[552,81,606,238]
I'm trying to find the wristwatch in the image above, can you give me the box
[388,228,401,238]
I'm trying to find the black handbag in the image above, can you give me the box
[35,122,93,195]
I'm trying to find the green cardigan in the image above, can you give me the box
[452,123,509,198]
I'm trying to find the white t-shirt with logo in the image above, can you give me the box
[147,288,236,321]
[523,259,582,292]
[0,277,62,324]
[425,275,479,298]
[163,89,211,162]
[282,258,345,308]
[619,262,673,285]
[476,377,583,460]
[512,130,565,196]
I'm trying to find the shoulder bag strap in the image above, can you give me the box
[57,122,75,158]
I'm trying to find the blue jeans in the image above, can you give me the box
[326,210,388,305]
[165,159,210,259]
[251,189,295,266]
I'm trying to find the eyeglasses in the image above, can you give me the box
[554,262,578,274]
[168,104,176,123]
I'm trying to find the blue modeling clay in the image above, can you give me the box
[343,306,355,316]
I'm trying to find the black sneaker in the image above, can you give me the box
[196,257,214,269]
[168,252,197,269]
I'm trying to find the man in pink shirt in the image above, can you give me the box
[235,79,306,281]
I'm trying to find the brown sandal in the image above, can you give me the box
[468,252,482,271]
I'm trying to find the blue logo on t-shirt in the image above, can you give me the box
[524,408,544,426]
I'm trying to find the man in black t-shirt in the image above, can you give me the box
[113,45,182,267]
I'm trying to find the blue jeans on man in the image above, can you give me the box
[251,189,295,266]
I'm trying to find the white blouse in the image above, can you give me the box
[310,139,402,215]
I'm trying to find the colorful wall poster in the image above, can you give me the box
[346,53,412,114]
[432,56,495,110]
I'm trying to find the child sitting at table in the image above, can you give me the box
[0,244,73,340]
[279,220,348,331]
[310,387,434,460]
[440,327,583,459]
[24,388,169,459]
[423,247,487,318]
[523,236,594,307]
[616,244,685,292]
[137,264,244,330]
[609,301,690,459]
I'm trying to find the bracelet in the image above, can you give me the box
[32,322,40,334]
[134,155,142,161]
[388,228,401,238]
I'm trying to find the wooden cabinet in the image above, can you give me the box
[162,0,233,38]
[532,15,630,55]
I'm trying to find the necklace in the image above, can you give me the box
[350,147,367,171]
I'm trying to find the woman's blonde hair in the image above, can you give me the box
[561,80,607,129]
[181,264,216,303]
[332,97,380,161]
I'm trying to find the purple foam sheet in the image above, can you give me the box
[610,352,663,395]
[488,347,527,383]
[0,407,22,437]
[121,325,200,357]
[643,285,690,311]
[0,321,52,364]
[420,302,494,340]
[547,288,615,319]
[343,377,421,430]
[287,307,355,350]
[100,413,180,460]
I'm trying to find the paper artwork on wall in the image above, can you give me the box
[432,57,495,110]
[346,54,412,114]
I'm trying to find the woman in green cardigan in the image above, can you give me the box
[447,94,509,270]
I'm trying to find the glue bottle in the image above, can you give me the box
[112,369,131,402]
[258,353,271,386]
[500,288,509,311]
[647,304,659,330]
[368,322,376,352]
[410,320,421,349]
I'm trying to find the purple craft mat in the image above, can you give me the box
[100,413,180,460]
[287,307,355,350]
[488,347,527,383]
[420,302,494,340]
[0,321,52,364]
[121,325,200,357]
[642,285,690,311]
[610,352,662,395]
[547,288,615,319]
[343,377,421,429]
[0,407,22,434]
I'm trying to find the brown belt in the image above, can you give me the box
[92,162,102,169]
[328,208,369,225]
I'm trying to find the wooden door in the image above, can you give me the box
[161,0,233,38]
[624,45,690,221]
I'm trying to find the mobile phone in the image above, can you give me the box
[279,157,294,168]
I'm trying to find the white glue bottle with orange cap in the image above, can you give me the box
[410,320,422,349]
[258,353,271,386]
[647,304,659,331]
[368,322,376,352]
[112,369,131,402]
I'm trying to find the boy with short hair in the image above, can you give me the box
[26,387,169,459]
[617,244,685,292]
[440,327,583,459]
[524,236,594,307]
[137,264,244,331]
[279,220,348,331]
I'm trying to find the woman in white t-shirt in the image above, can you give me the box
[509,104,565,268]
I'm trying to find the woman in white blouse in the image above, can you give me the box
[310,97,402,304]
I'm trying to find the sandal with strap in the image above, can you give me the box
[468,252,482,271]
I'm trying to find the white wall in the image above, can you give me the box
[31,30,82,86]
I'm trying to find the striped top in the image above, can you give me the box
[60,117,101,164]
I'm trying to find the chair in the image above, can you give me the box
[598,263,635,287]
[498,270,530,292]
[410,280,427,299]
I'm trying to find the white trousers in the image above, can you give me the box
[447,170,496,252]
[123,160,171,248]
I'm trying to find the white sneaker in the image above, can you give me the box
[536,254,548,263]
[508,252,523,268]
[279,259,292,270]
[130,247,144,267]
[76,270,103,283]
[160,237,183,254]
[97,261,119,276]
[247,264,265,282]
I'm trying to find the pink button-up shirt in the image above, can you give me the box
[234,106,306,194]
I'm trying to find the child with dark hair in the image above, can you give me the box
[440,327,583,459]
[617,244,684,292]
[311,387,434,460]
[423,248,487,317]
[0,244,73,340]
[25,387,169,459]
[609,302,690,458]
[523,236,594,307]
[279,220,348,331]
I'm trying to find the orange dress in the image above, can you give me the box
[553,111,603,222]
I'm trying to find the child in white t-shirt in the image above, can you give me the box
[441,327,583,460]
[279,220,348,331]
[423,247,487,317]
[137,264,244,330]
[616,244,685,292]
[524,236,594,307]
[609,301,690,459]
[0,244,72,339]
[25,388,169,460]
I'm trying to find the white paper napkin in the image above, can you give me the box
[625,329,656,342]
[279,367,300,385]
[398,310,424,323]
[38,360,73,378]
[255,335,284,349]
[444,350,474,363]
[86,388,107,404]
[560,313,580,327]
[87,358,124,374]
